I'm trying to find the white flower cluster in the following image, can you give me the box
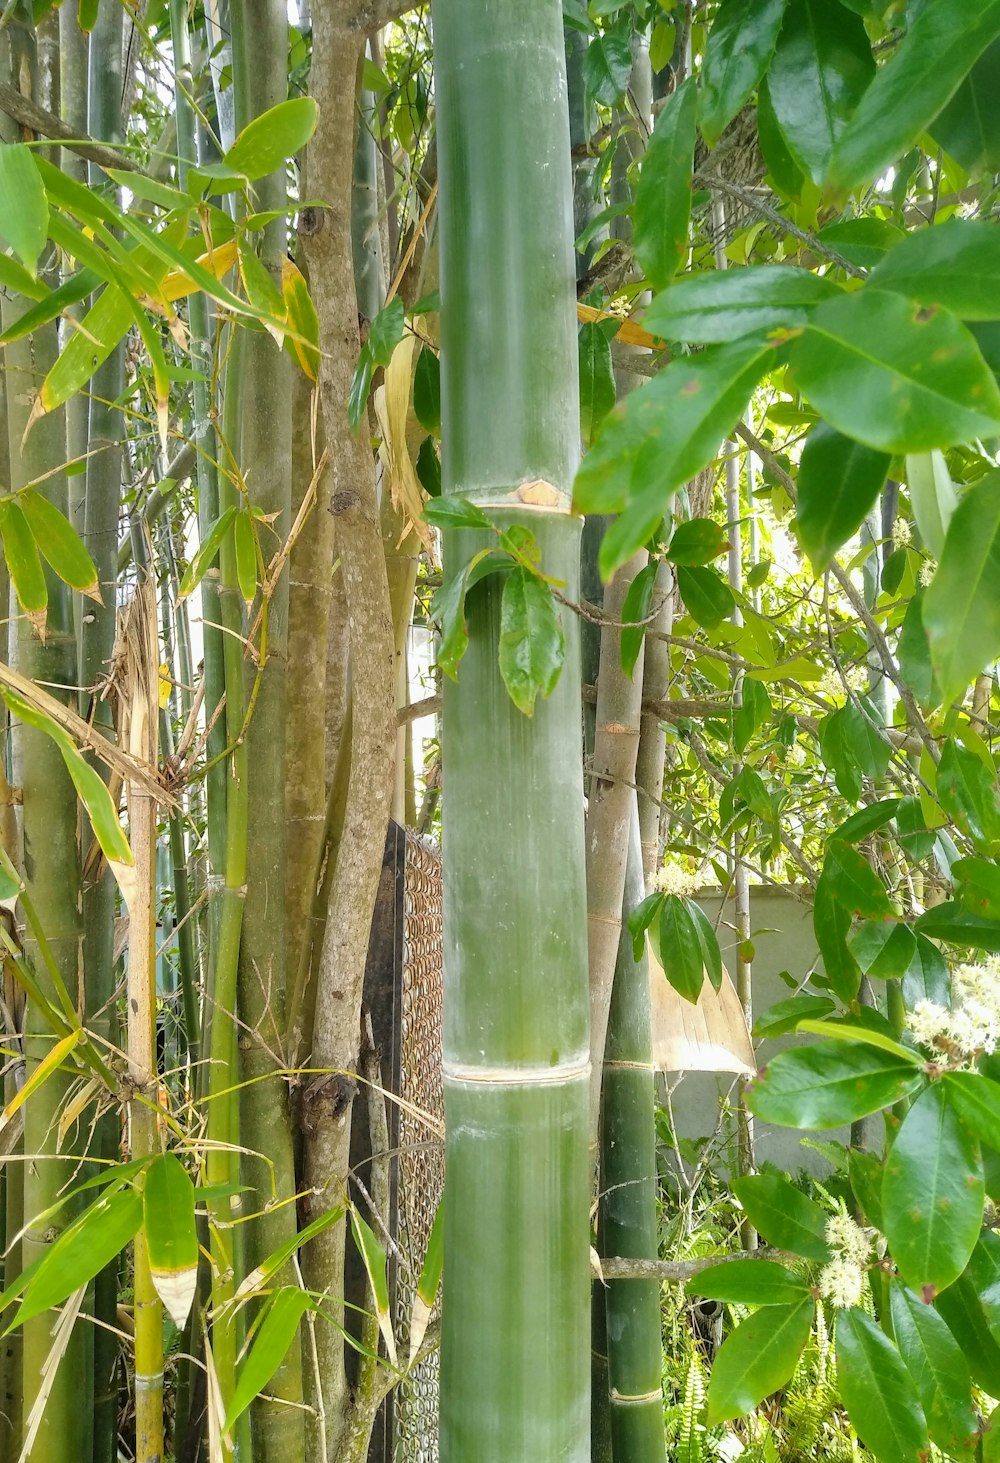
[652,865,701,899]
[908,958,1000,1058]
[817,665,869,700]
[785,742,806,769]
[817,1207,871,1309]
[918,558,936,587]
[892,518,912,551]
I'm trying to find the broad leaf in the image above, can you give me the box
[848,919,916,980]
[749,1040,924,1130]
[223,97,318,180]
[929,38,1000,174]
[791,290,1000,455]
[942,1073,1000,1156]
[816,216,906,269]
[883,1082,984,1299]
[954,857,1000,920]
[143,1154,198,1329]
[0,144,48,276]
[936,1272,1000,1396]
[634,78,698,291]
[915,903,1000,953]
[699,0,788,147]
[676,565,734,628]
[413,345,441,435]
[890,1280,978,1455]
[937,736,1000,848]
[655,894,705,1003]
[686,1259,809,1307]
[757,73,804,200]
[579,321,616,448]
[688,899,724,994]
[619,560,656,680]
[667,518,729,566]
[766,0,875,185]
[833,798,901,845]
[872,220,1000,323]
[827,0,1000,193]
[925,470,1000,709]
[849,1147,884,1230]
[835,1309,929,1463]
[902,932,950,1009]
[732,1173,829,1261]
[705,1300,813,1424]
[424,497,491,531]
[823,840,894,920]
[752,994,835,1039]
[906,451,956,561]
[498,568,564,716]
[897,592,938,710]
[796,423,890,570]
[582,22,632,105]
[644,264,838,345]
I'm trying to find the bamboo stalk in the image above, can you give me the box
[434,3,590,1457]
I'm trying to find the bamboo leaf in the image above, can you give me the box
[498,567,565,716]
[3,1030,84,1125]
[178,507,237,600]
[634,77,698,291]
[282,256,320,381]
[748,1040,925,1130]
[223,97,319,181]
[9,1189,142,1331]
[235,1202,346,1301]
[705,1299,813,1423]
[699,0,787,147]
[0,144,48,276]
[835,1308,929,1463]
[18,490,102,602]
[0,250,49,302]
[890,1279,979,1455]
[0,500,47,638]
[827,0,1000,194]
[224,1288,312,1437]
[882,1082,984,1299]
[350,1208,397,1368]
[686,1259,809,1307]
[410,1197,444,1364]
[924,469,1000,709]
[796,423,891,571]
[143,1154,199,1329]
[35,281,136,418]
[233,511,257,608]
[732,1173,829,1260]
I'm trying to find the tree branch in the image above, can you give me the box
[0,79,141,172]
[349,0,419,32]
[600,1248,803,1283]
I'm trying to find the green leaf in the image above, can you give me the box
[224,1288,312,1437]
[646,263,838,346]
[897,592,938,710]
[954,857,1000,921]
[686,1259,809,1307]
[619,561,656,680]
[871,220,1000,324]
[732,1173,829,1261]
[666,518,730,566]
[582,21,633,105]
[766,0,875,185]
[925,469,1000,709]
[143,1154,198,1329]
[968,1231,1000,1338]
[796,423,890,571]
[654,893,705,1003]
[37,282,136,417]
[579,321,615,450]
[903,932,951,1009]
[733,678,771,755]
[835,1309,929,1463]
[929,38,1000,174]
[752,994,835,1039]
[0,250,49,303]
[350,1207,396,1367]
[416,436,441,498]
[915,903,1000,953]
[368,297,406,366]
[178,507,237,600]
[813,860,860,1003]
[0,500,47,637]
[706,1300,814,1424]
[18,490,101,602]
[633,77,698,291]
[824,840,894,920]
[573,340,773,580]
[820,707,862,802]
[699,0,788,147]
[223,97,318,180]
[688,899,724,994]
[433,568,471,681]
[816,216,906,269]
[0,144,48,276]
[937,736,1000,848]
[849,1147,885,1230]
[498,568,564,717]
[10,1189,142,1331]
[883,1082,984,1299]
[936,1271,1000,1396]
[833,798,901,845]
[749,1040,925,1130]
[848,920,917,980]
[676,565,734,628]
[942,1074,1000,1156]
[233,511,257,608]
[791,291,1000,455]
[627,892,663,960]
[424,497,492,531]
[410,1197,444,1363]
[757,73,805,199]
[842,696,891,783]
[796,1015,921,1064]
[906,451,956,561]
[413,346,440,435]
[827,0,1000,194]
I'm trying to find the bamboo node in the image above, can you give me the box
[610,1387,664,1405]
[442,1055,590,1087]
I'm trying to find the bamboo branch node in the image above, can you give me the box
[442,1056,590,1087]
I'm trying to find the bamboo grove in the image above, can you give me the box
[2,1,1000,1462]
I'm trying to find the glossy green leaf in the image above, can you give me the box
[749,1039,924,1130]
[687,899,724,994]
[897,592,938,710]
[350,1207,396,1367]
[871,220,1000,324]
[578,321,615,448]
[954,857,1000,921]
[848,919,917,980]
[915,902,1000,952]
[178,507,237,600]
[644,264,838,346]
[619,560,656,680]
[686,1259,809,1307]
[827,0,1000,193]
[791,290,1000,455]
[906,452,956,563]
[19,490,101,602]
[676,565,734,629]
[902,932,950,1009]
[233,511,257,608]
[757,73,804,200]
[0,500,47,636]
[424,497,491,531]
[699,0,788,147]
[9,1189,142,1331]
[413,345,441,435]
[434,567,471,681]
[368,296,406,366]
[655,893,704,1003]
[582,21,632,105]
[733,678,771,754]
[796,1014,918,1064]
[929,38,1000,174]
[705,1300,813,1424]
[942,1074,1000,1156]
[143,1154,198,1329]
[968,1231,1000,1338]
[224,1287,311,1437]
[634,77,698,291]
[833,798,901,845]
[667,518,729,566]
[223,97,318,180]
[498,568,564,717]
[0,144,48,276]
[819,707,862,802]
[752,994,835,1039]
[883,1082,984,1299]
[925,470,1000,709]
[835,1308,929,1463]
[813,858,861,1002]
[732,1173,829,1261]
[816,216,906,269]
[937,736,1000,847]
[823,840,894,920]
[936,1271,1000,1395]
[766,0,874,185]
[627,892,663,961]
[796,422,890,571]
[849,1147,884,1230]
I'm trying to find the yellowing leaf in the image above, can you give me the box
[4,1029,84,1125]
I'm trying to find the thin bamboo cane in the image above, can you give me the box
[434,2,590,1457]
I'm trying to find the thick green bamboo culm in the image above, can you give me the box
[601,806,666,1462]
[434,1,591,1457]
